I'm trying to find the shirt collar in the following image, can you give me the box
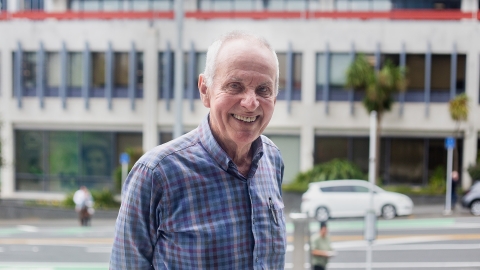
[198,114,264,172]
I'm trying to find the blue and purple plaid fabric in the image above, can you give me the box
[110,115,286,269]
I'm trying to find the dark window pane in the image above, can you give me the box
[92,52,105,88]
[431,54,450,91]
[389,138,424,185]
[353,185,369,192]
[136,52,144,91]
[158,52,175,99]
[352,138,369,173]
[49,131,79,176]
[81,132,112,177]
[22,52,37,93]
[314,137,348,164]
[15,130,44,174]
[160,132,173,144]
[114,52,129,88]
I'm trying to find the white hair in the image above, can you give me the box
[202,31,280,95]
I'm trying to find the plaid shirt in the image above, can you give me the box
[110,115,286,269]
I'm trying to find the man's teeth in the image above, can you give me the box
[233,114,257,122]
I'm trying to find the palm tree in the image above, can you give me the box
[448,93,469,172]
[346,54,407,184]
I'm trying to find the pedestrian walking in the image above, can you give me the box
[73,186,94,226]
[311,222,336,270]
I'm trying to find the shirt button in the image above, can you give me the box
[252,218,255,224]
[256,257,258,262]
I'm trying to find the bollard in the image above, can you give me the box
[290,213,309,270]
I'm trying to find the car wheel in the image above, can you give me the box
[471,200,480,216]
[382,204,396,219]
[315,207,329,222]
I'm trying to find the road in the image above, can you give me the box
[0,208,478,269]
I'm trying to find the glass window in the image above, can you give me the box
[114,52,129,88]
[20,52,37,96]
[314,137,349,164]
[116,132,143,162]
[159,132,173,144]
[68,52,83,97]
[23,0,44,10]
[136,52,144,92]
[406,54,426,91]
[352,138,369,173]
[321,185,355,192]
[456,54,466,92]
[392,0,461,9]
[15,130,44,191]
[183,52,206,99]
[389,138,424,185]
[46,52,60,97]
[431,54,450,92]
[159,51,175,99]
[91,52,105,89]
[353,185,369,192]
[330,53,350,89]
[316,53,326,87]
[277,52,302,100]
[81,132,112,177]
[1,0,7,10]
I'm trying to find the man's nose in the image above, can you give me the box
[240,90,259,110]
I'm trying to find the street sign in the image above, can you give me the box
[119,152,130,164]
[445,137,455,149]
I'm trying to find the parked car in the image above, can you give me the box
[301,180,414,221]
[461,181,480,216]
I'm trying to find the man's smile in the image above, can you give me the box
[232,114,258,123]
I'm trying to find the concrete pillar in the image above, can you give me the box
[461,22,480,190]
[300,48,316,172]
[1,43,15,198]
[142,27,159,152]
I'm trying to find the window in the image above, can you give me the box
[68,0,173,11]
[321,185,355,192]
[277,52,302,100]
[183,52,206,99]
[405,54,425,102]
[336,0,392,11]
[136,53,144,97]
[392,0,461,9]
[15,130,140,192]
[23,0,44,10]
[91,52,105,97]
[314,137,349,164]
[159,51,175,99]
[113,52,128,97]
[316,53,356,101]
[1,0,6,10]
[353,185,370,192]
[13,51,38,97]
[389,138,424,185]
[68,52,83,97]
[46,52,60,97]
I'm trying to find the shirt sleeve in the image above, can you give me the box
[110,162,163,269]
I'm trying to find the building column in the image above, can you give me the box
[300,125,315,172]
[462,22,480,190]
[1,42,15,198]
[142,27,159,152]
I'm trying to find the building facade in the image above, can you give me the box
[1,0,479,200]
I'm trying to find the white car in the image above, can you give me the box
[301,180,414,221]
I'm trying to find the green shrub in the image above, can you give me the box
[468,164,480,181]
[283,159,367,193]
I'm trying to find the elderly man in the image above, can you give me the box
[110,31,286,269]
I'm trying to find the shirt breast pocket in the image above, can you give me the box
[270,200,286,254]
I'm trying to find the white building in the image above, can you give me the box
[1,0,479,200]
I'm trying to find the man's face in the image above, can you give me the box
[320,227,327,237]
[199,39,277,149]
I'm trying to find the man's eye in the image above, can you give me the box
[257,86,272,96]
[229,83,241,89]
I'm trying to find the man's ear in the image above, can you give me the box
[198,74,210,108]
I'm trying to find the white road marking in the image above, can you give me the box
[16,226,39,233]
[332,235,450,249]
[85,246,112,253]
[328,262,480,268]
[340,243,480,251]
